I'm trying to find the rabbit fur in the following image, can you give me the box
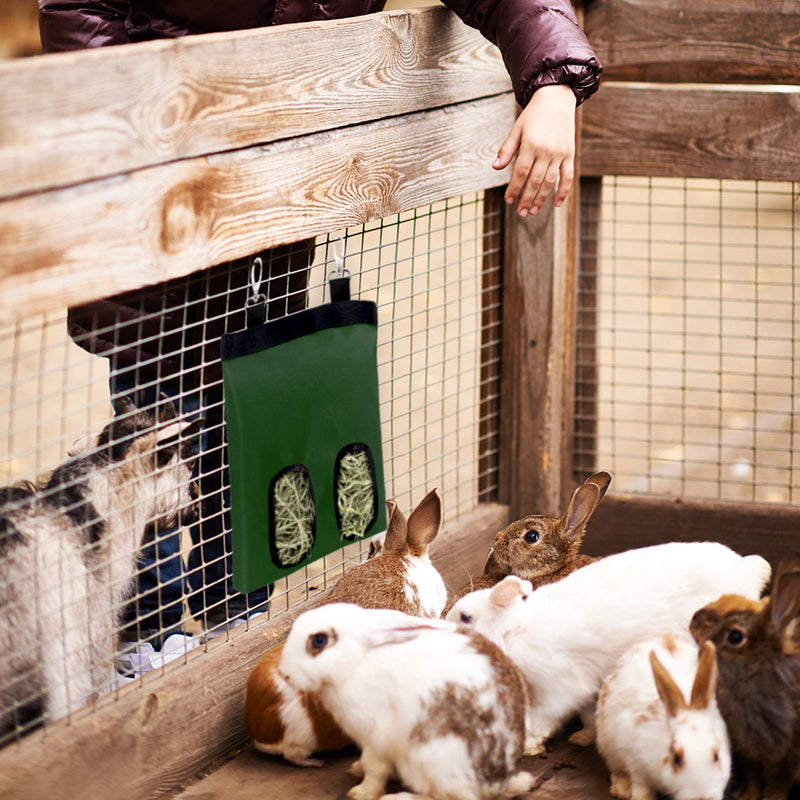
[596,634,731,800]
[278,602,533,800]
[690,554,800,800]
[443,471,611,616]
[245,489,448,766]
[446,541,771,756]
[0,398,203,733]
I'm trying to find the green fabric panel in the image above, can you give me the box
[222,312,386,592]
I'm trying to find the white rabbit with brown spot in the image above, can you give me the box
[245,490,447,766]
[596,634,731,800]
[447,542,771,756]
[278,602,533,800]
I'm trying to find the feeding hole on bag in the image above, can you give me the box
[269,465,317,567]
[334,444,378,540]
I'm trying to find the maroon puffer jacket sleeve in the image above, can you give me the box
[439,0,601,107]
[39,0,132,52]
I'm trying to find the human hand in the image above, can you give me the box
[493,83,577,217]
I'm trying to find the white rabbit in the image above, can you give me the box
[245,490,446,767]
[596,634,731,800]
[278,603,533,800]
[446,541,771,756]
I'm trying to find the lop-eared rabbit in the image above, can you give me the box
[0,398,203,734]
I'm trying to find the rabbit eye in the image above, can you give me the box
[727,629,745,646]
[459,612,473,624]
[712,749,720,763]
[523,530,540,544]
[308,632,329,654]
[671,749,684,768]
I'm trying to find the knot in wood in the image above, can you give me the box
[160,179,210,254]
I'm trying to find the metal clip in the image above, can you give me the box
[248,257,267,304]
[327,236,352,303]
[327,236,351,281]
[245,256,267,327]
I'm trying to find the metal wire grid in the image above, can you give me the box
[0,192,501,743]
[575,176,799,503]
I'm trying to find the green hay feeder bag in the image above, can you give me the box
[221,268,386,593]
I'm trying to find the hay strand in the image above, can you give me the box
[336,449,375,539]
[272,468,315,566]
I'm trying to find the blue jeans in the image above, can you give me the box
[112,372,270,638]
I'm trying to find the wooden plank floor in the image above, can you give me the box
[174,731,612,800]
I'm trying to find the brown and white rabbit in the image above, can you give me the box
[245,489,447,766]
[443,471,610,616]
[596,635,731,800]
[279,603,534,800]
[690,554,800,800]
[323,487,446,616]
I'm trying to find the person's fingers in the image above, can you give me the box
[526,161,561,216]
[553,154,575,208]
[514,159,550,218]
[503,140,535,207]
[493,120,522,171]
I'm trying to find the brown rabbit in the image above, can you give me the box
[443,471,610,616]
[323,487,446,617]
[245,489,446,766]
[690,554,800,800]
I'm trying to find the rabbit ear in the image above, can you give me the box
[490,576,533,609]
[115,395,138,416]
[650,650,687,717]
[769,555,800,652]
[562,483,600,538]
[363,619,452,649]
[483,548,505,574]
[690,641,718,710]
[769,556,800,628]
[585,471,612,499]
[406,488,442,557]
[382,499,408,555]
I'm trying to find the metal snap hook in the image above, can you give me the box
[247,256,267,306]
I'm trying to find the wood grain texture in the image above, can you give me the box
[583,494,800,571]
[0,502,509,800]
[0,94,515,322]
[585,0,800,85]
[500,203,564,519]
[0,7,510,198]
[581,84,800,180]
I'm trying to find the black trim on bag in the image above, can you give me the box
[333,443,379,541]
[222,301,377,360]
[268,464,317,568]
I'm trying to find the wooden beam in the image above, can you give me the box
[499,198,578,520]
[583,494,800,571]
[581,83,800,180]
[0,7,510,198]
[0,94,515,322]
[585,0,800,85]
[0,502,509,800]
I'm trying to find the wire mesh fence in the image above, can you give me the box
[576,177,799,503]
[0,192,502,745]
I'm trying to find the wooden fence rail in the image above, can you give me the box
[585,0,800,85]
[0,7,514,320]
